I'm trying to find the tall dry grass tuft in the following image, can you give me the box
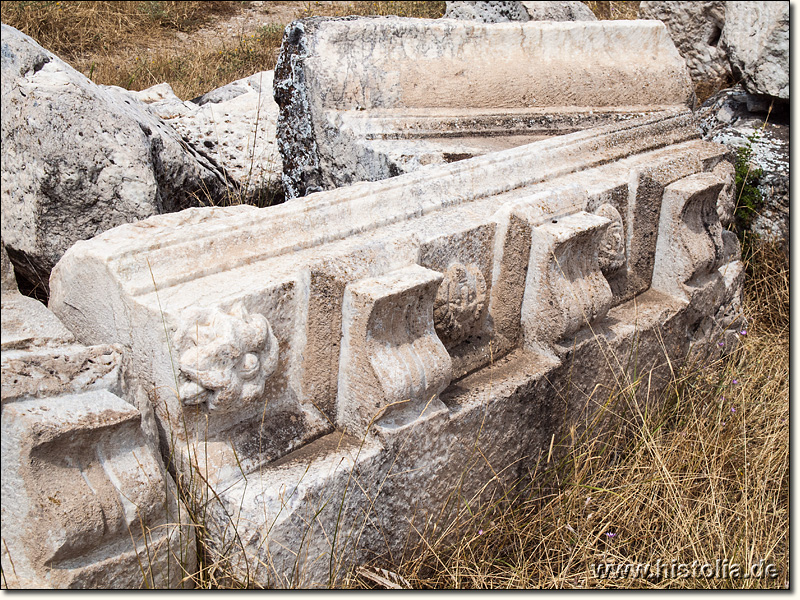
[346,244,788,589]
[0,1,240,58]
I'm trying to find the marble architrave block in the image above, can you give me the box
[48,114,708,488]
[47,111,739,587]
[652,171,725,302]
[337,265,452,438]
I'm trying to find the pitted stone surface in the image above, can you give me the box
[131,71,282,205]
[444,1,530,22]
[521,1,597,21]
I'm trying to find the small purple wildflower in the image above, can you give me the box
[732,379,739,385]
[718,341,725,347]
[731,407,736,413]
[478,529,484,536]
[605,532,617,538]
[739,330,747,336]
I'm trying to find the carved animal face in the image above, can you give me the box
[173,303,279,411]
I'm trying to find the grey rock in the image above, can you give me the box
[1,238,16,293]
[639,1,730,96]
[130,72,283,206]
[721,1,789,100]
[696,85,789,251]
[444,1,530,22]
[0,24,230,296]
[521,1,597,21]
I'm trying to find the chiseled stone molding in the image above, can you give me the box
[47,108,741,588]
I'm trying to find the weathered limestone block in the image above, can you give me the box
[337,265,452,437]
[639,1,730,95]
[1,390,193,589]
[131,71,282,205]
[721,1,789,100]
[274,18,693,197]
[520,1,597,21]
[640,1,788,102]
[521,211,613,355]
[48,99,739,585]
[1,243,194,589]
[651,172,725,302]
[444,1,531,22]
[0,24,229,294]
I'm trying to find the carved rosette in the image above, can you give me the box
[594,203,626,275]
[173,303,279,411]
[433,262,487,346]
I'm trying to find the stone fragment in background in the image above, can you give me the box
[274,17,693,198]
[721,1,789,100]
[131,71,283,207]
[444,1,530,22]
[0,24,229,297]
[639,1,730,98]
[520,1,597,21]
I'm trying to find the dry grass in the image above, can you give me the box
[0,1,446,99]
[1,1,284,99]
[343,243,788,589]
[583,1,640,20]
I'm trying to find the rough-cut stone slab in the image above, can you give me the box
[0,24,230,294]
[721,1,789,100]
[131,71,282,205]
[274,17,693,197]
[49,104,743,585]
